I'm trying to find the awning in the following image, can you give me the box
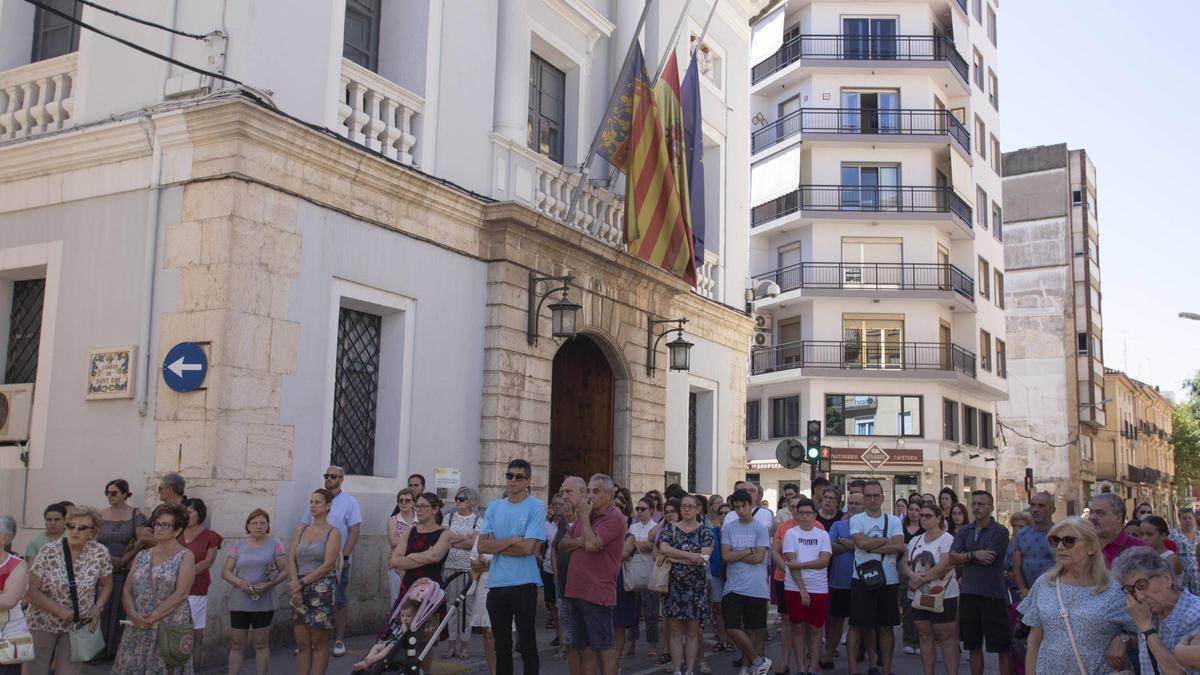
[747,458,783,470]
[750,5,787,67]
[750,145,800,207]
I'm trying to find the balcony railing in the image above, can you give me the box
[696,250,720,300]
[0,53,78,142]
[754,262,974,299]
[531,154,626,249]
[752,33,968,84]
[751,340,976,377]
[751,107,970,154]
[338,58,423,165]
[751,185,972,227]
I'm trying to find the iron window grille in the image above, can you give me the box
[331,307,382,476]
[5,279,44,384]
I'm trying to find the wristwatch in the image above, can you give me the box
[1140,628,1159,642]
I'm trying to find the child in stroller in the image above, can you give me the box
[352,574,472,674]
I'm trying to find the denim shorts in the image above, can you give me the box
[334,562,351,609]
[567,597,614,651]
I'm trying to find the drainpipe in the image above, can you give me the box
[135,0,178,415]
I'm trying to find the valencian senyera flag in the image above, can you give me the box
[595,44,697,286]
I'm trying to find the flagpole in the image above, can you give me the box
[651,0,694,86]
[690,0,719,61]
[563,0,654,228]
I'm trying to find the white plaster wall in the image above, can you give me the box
[275,200,488,537]
[665,333,738,494]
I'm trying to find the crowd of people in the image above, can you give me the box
[2,464,1200,675]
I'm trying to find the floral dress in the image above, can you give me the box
[98,509,145,658]
[660,523,713,620]
[112,547,194,675]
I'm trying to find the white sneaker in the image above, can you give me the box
[738,668,751,675]
[753,656,773,675]
[332,641,347,657]
[903,645,917,655]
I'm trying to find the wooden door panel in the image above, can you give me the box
[550,336,614,493]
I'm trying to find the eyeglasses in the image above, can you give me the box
[634,507,648,512]
[323,473,343,480]
[505,472,528,481]
[1047,535,1078,549]
[455,496,469,502]
[104,491,121,497]
[65,524,92,532]
[681,503,699,510]
[397,498,413,504]
[794,510,815,517]
[1121,576,1159,595]
[920,513,938,520]
[864,493,883,499]
[153,521,175,530]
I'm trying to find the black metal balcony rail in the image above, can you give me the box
[751,108,971,154]
[750,185,973,227]
[752,33,969,84]
[752,262,974,299]
[750,340,977,377]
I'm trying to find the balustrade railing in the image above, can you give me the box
[338,59,423,165]
[0,54,78,142]
[531,159,625,249]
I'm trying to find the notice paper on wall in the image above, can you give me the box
[435,467,461,499]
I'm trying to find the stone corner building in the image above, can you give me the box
[0,0,759,658]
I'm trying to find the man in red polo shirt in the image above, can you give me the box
[558,473,628,675]
[1089,492,1147,568]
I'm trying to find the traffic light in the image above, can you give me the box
[819,446,832,474]
[806,420,822,464]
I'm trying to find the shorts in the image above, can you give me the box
[829,587,851,618]
[772,579,788,615]
[958,594,1012,653]
[848,581,900,629]
[541,571,556,605]
[709,575,724,602]
[187,595,207,630]
[909,596,959,624]
[567,597,614,651]
[721,592,768,631]
[557,596,573,636]
[785,591,829,628]
[230,609,275,630]
[334,562,351,610]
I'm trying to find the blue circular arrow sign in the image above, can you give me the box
[162,342,208,393]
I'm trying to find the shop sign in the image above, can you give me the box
[831,445,924,468]
[862,444,889,470]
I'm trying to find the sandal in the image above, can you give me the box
[553,651,566,661]
[647,649,659,662]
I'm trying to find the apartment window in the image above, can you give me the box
[529,53,566,163]
[976,186,988,228]
[973,50,985,90]
[987,70,999,109]
[992,203,1003,241]
[973,0,983,22]
[343,0,382,71]
[975,116,986,157]
[996,339,1007,378]
[770,396,800,438]
[1072,189,1083,206]
[980,411,995,449]
[1077,332,1088,355]
[978,257,990,299]
[332,306,383,476]
[990,136,1001,175]
[943,399,959,441]
[5,279,45,384]
[746,400,761,441]
[840,165,901,210]
[839,90,900,133]
[980,330,992,371]
[1092,335,1103,362]
[32,0,82,63]
[994,270,1005,308]
[825,394,923,437]
[840,18,899,59]
[963,405,978,446]
[987,5,998,44]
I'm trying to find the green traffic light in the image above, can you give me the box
[806,446,820,460]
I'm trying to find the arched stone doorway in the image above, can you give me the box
[550,335,615,494]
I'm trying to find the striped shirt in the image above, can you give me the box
[1138,589,1200,675]
[1168,529,1199,594]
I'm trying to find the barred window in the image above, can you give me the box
[6,279,44,384]
[331,307,382,475]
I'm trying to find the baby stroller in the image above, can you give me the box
[360,572,475,675]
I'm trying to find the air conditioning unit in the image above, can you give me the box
[0,383,33,443]
[753,331,772,348]
[754,313,772,330]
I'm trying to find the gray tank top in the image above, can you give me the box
[296,525,334,578]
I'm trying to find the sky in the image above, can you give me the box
[1000,1,1200,400]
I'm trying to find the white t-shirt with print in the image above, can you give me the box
[905,531,959,599]
[782,525,832,593]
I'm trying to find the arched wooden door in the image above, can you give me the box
[549,335,614,494]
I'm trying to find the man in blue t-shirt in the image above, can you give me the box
[1012,491,1055,600]
[823,490,863,670]
[848,480,905,675]
[721,489,773,675]
[479,459,546,675]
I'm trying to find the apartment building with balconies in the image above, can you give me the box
[0,0,761,657]
[997,144,1104,515]
[1097,368,1177,519]
[743,0,1007,507]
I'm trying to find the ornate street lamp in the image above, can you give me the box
[527,272,581,345]
[646,316,692,376]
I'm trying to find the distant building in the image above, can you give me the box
[1097,369,1177,519]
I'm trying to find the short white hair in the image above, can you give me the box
[589,474,616,492]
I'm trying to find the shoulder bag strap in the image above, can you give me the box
[1055,580,1089,675]
[879,515,890,561]
[62,538,80,624]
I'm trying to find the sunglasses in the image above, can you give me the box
[1047,535,1078,549]
[920,513,938,519]
[505,472,528,481]
[153,521,175,530]
[635,507,648,512]
[323,473,343,480]
[455,496,469,502]
[104,491,121,497]
[65,524,92,532]
[397,498,413,504]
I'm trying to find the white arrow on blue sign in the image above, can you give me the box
[162,342,208,393]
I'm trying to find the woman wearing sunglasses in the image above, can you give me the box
[1017,517,1132,674]
[899,504,959,675]
[443,487,480,660]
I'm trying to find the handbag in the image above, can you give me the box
[1055,579,1089,675]
[855,515,889,590]
[156,622,194,668]
[649,556,672,593]
[624,551,653,592]
[908,537,947,613]
[0,609,34,665]
[62,539,105,663]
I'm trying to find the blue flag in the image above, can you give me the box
[680,54,705,269]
